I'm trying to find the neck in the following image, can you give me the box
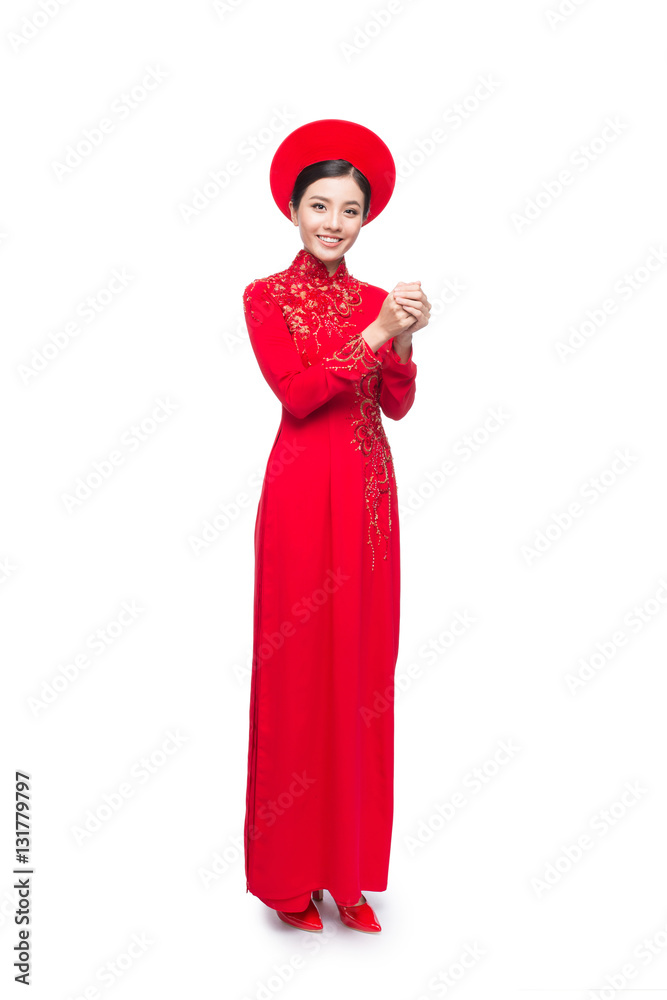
[290,246,350,287]
[304,244,343,278]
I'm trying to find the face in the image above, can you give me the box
[289,174,365,275]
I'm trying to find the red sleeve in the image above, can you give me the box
[377,338,417,420]
[243,279,382,420]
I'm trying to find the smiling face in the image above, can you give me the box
[289,174,366,275]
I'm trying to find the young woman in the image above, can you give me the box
[242,119,430,933]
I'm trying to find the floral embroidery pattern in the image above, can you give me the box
[248,248,394,566]
[352,369,395,569]
[253,250,365,365]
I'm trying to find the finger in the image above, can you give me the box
[394,293,420,305]
[394,297,417,316]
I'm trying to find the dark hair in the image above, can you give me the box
[290,159,371,223]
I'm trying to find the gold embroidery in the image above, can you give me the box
[326,330,380,370]
[321,328,392,568]
[246,248,394,564]
[351,370,394,570]
[256,259,364,363]
[243,282,277,325]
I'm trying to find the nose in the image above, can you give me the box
[323,213,343,232]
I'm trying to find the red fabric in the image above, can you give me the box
[243,248,417,911]
[269,118,396,226]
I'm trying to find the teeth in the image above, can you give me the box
[319,236,341,243]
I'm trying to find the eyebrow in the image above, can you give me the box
[308,194,362,207]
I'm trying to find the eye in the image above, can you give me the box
[310,202,358,215]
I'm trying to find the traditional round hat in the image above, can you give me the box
[270,118,396,227]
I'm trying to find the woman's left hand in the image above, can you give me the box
[392,282,431,335]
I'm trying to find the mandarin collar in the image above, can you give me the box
[288,247,350,287]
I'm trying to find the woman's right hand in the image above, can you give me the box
[362,281,430,353]
[366,281,425,351]
[374,283,423,344]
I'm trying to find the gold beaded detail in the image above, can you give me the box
[321,328,393,569]
[351,369,394,569]
[247,248,394,565]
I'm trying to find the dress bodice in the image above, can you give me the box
[251,248,373,368]
[243,247,417,569]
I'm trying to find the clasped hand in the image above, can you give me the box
[376,281,431,352]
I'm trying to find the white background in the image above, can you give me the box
[1,0,666,998]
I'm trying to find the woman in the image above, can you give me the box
[242,119,430,933]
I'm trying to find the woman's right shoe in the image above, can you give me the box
[276,898,323,932]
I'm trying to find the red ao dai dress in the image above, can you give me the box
[243,247,417,911]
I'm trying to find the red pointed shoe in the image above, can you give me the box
[276,898,323,932]
[335,893,381,933]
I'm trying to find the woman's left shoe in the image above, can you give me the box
[335,893,381,933]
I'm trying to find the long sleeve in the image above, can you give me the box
[243,279,382,419]
[377,338,417,420]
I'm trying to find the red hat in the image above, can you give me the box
[270,118,396,227]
